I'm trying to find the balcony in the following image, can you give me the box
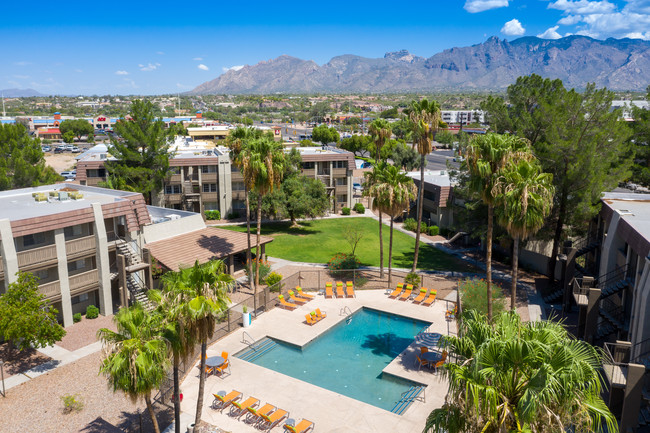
[232,191,246,200]
[332,167,347,176]
[572,276,592,306]
[202,173,217,183]
[65,235,96,257]
[603,341,630,388]
[165,194,182,204]
[168,174,181,183]
[202,192,218,201]
[69,269,99,295]
[39,280,61,300]
[17,244,57,267]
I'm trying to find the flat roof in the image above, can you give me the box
[407,170,451,187]
[602,192,650,242]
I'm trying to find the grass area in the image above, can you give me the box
[222,217,476,273]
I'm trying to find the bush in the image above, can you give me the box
[460,278,506,317]
[328,253,361,271]
[265,271,283,292]
[245,259,271,284]
[353,203,365,214]
[405,272,421,289]
[355,277,368,288]
[341,207,351,215]
[61,394,84,414]
[85,305,99,319]
[73,313,82,323]
[403,218,417,232]
[226,211,240,219]
[204,210,221,220]
[440,227,451,237]
[428,225,440,236]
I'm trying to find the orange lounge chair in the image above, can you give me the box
[305,313,318,325]
[278,295,298,310]
[212,390,242,411]
[259,408,288,431]
[325,282,333,299]
[335,282,345,298]
[315,308,327,320]
[412,288,427,304]
[422,289,438,306]
[230,396,259,418]
[388,283,404,298]
[289,290,309,305]
[295,287,314,300]
[245,403,275,425]
[214,359,231,377]
[284,419,315,433]
[345,281,355,298]
[399,284,413,301]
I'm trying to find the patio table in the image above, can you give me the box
[206,356,225,370]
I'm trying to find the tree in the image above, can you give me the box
[390,118,412,141]
[97,304,168,433]
[339,135,372,157]
[425,311,617,433]
[0,124,60,191]
[0,271,66,353]
[309,101,331,123]
[104,100,174,203]
[495,158,554,310]
[404,98,441,272]
[62,131,75,144]
[343,224,364,256]
[390,141,419,171]
[379,107,399,118]
[312,124,340,144]
[282,176,330,225]
[464,133,530,321]
[628,86,650,188]
[59,119,93,141]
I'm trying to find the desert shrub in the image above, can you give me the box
[226,211,240,219]
[341,207,351,215]
[403,218,417,232]
[353,203,365,214]
[328,253,360,271]
[265,271,283,292]
[245,259,271,284]
[428,225,440,236]
[73,313,82,323]
[85,305,99,319]
[404,272,421,289]
[61,394,84,413]
[204,210,221,220]
[460,278,506,317]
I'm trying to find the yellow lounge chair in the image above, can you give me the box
[295,286,314,300]
[212,390,242,411]
[278,295,298,310]
[230,396,259,418]
[335,281,345,298]
[245,403,275,425]
[345,281,355,298]
[259,408,288,431]
[388,283,404,298]
[284,419,315,433]
[325,282,333,299]
[289,290,309,305]
[422,289,438,306]
[399,284,413,301]
[315,308,327,320]
[412,288,427,304]
[305,313,318,325]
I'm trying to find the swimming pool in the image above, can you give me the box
[235,307,429,412]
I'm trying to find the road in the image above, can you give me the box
[426,149,459,171]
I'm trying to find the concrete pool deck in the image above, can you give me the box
[180,289,456,433]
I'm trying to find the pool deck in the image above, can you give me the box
[180,289,456,433]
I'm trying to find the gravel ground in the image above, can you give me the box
[0,344,52,379]
[57,314,116,352]
[44,153,78,174]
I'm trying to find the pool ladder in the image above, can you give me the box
[390,386,426,415]
[242,331,256,347]
[340,306,353,324]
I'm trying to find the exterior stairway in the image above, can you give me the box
[117,240,153,311]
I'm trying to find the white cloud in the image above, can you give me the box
[222,65,244,73]
[501,19,526,35]
[157,51,165,55]
[549,0,616,15]
[623,31,650,39]
[624,0,650,14]
[74,69,83,73]
[198,64,209,71]
[115,70,129,75]
[538,25,563,39]
[139,63,161,72]
[193,57,203,61]
[558,14,583,24]
[464,0,509,13]
[14,61,31,66]
[176,83,191,89]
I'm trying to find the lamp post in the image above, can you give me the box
[0,360,5,397]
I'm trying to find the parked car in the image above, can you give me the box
[63,144,75,151]
[70,146,81,152]
[60,171,75,179]
[41,145,51,152]
[54,146,66,153]
[353,182,363,192]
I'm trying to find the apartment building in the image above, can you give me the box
[407,171,453,228]
[440,110,485,125]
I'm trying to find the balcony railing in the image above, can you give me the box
[65,235,96,256]
[603,341,630,388]
[69,269,99,292]
[202,173,217,182]
[17,244,57,267]
[39,280,61,299]
[572,277,592,306]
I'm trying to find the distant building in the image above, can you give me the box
[407,170,453,228]
[440,110,485,125]
[611,100,649,121]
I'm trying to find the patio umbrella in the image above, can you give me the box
[414,332,442,348]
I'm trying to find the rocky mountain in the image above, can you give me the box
[191,36,650,94]
[0,88,45,97]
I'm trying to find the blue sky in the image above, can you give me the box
[2,0,649,95]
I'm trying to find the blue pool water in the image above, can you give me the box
[238,308,429,412]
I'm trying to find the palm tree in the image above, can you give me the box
[425,310,618,433]
[404,98,441,272]
[363,162,387,278]
[495,159,554,310]
[97,304,169,433]
[371,164,416,288]
[464,133,530,321]
[240,136,285,290]
[368,118,392,162]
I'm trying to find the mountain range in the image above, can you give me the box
[191,36,650,94]
[0,88,45,97]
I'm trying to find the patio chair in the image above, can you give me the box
[245,403,276,425]
[335,281,345,298]
[388,283,404,298]
[399,284,413,301]
[296,286,315,300]
[305,313,318,325]
[422,289,438,306]
[415,354,431,370]
[289,290,309,305]
[222,351,229,361]
[284,419,315,433]
[446,305,457,320]
[230,396,259,418]
[214,360,231,378]
[345,281,355,298]
[434,351,448,373]
[278,295,299,310]
[412,288,427,304]
[315,308,327,320]
[212,390,242,411]
[325,282,334,299]
[259,408,289,431]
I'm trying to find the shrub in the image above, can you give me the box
[226,211,240,219]
[403,218,417,232]
[204,210,221,220]
[428,225,440,236]
[73,313,82,323]
[61,394,84,413]
[353,203,365,214]
[328,253,361,271]
[265,271,283,292]
[341,207,351,215]
[460,278,506,317]
[85,305,99,319]
[405,272,421,289]
[440,227,451,237]
[245,259,271,284]
[355,277,368,288]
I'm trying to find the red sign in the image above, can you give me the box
[97,117,106,121]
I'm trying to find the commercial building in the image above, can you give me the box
[440,110,485,125]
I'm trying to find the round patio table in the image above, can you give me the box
[206,356,225,369]
[421,352,442,363]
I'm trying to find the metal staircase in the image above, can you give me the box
[126,272,154,311]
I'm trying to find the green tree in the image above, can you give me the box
[0,271,66,353]
[58,119,93,141]
[0,124,60,190]
[282,176,330,225]
[379,107,399,118]
[312,124,340,144]
[104,99,174,203]
[363,162,387,278]
[628,86,650,187]
[97,304,168,433]
[391,141,419,171]
[339,135,372,157]
[425,311,617,433]
[495,159,554,310]
[309,101,331,123]
[62,131,75,144]
[391,118,412,141]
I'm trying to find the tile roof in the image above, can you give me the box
[145,227,273,271]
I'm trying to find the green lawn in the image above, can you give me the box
[222,217,475,273]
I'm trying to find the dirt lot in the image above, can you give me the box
[45,153,78,175]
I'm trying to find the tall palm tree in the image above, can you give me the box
[97,304,169,433]
[495,159,554,310]
[363,162,387,278]
[464,133,530,321]
[425,310,618,433]
[404,98,441,272]
[371,164,416,288]
[240,136,285,290]
[368,118,392,162]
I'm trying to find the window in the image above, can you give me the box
[333,161,346,169]
[232,181,245,191]
[204,202,219,211]
[64,224,83,239]
[302,162,315,170]
[72,293,89,305]
[33,268,49,281]
[336,177,347,186]
[165,185,181,194]
[337,194,347,203]
[169,167,180,175]
[201,165,217,173]
[424,190,437,201]
[23,232,46,247]
[232,200,246,210]
[68,259,86,272]
[203,183,217,193]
